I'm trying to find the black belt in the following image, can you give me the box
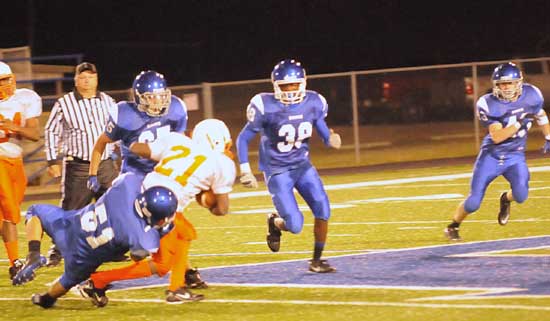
[66,156,90,164]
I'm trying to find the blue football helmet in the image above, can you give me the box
[135,186,178,229]
[492,62,523,102]
[271,59,307,104]
[132,70,172,116]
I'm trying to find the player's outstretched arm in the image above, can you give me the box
[210,193,230,216]
[129,142,152,159]
[488,122,522,144]
[89,133,113,176]
[534,110,550,154]
[236,125,259,188]
[0,116,41,141]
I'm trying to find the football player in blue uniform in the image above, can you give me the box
[236,59,342,273]
[86,70,206,287]
[12,172,178,309]
[445,62,550,241]
[87,70,188,185]
[42,70,186,269]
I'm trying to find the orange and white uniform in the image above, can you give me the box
[143,132,235,289]
[0,88,42,224]
[90,131,235,291]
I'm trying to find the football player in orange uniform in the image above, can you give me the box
[79,119,235,305]
[0,61,42,279]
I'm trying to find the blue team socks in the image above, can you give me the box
[313,242,325,261]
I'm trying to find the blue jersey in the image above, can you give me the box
[477,84,544,157]
[105,95,188,174]
[27,173,160,288]
[239,90,331,175]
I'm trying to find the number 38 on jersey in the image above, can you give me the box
[277,121,312,152]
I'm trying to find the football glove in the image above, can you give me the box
[87,175,100,193]
[240,172,258,188]
[329,129,341,149]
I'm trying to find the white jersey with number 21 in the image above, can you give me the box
[142,132,236,212]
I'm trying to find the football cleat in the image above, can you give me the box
[77,279,110,307]
[165,287,204,304]
[498,192,511,226]
[185,268,208,289]
[444,227,461,241]
[31,293,57,309]
[46,245,62,267]
[308,259,336,273]
[8,259,24,280]
[12,253,46,286]
[266,213,282,252]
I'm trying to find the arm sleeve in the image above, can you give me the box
[211,156,236,194]
[313,93,331,146]
[130,228,160,255]
[23,90,42,119]
[476,96,496,128]
[104,101,126,141]
[532,85,544,114]
[314,117,331,146]
[236,124,257,165]
[104,115,123,141]
[44,101,63,163]
[148,132,176,161]
[173,96,188,132]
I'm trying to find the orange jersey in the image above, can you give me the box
[0,88,42,157]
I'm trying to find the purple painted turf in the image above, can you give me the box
[112,236,550,296]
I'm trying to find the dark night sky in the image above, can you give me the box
[3,0,550,89]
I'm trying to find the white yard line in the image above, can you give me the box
[2,296,549,311]
[229,165,550,199]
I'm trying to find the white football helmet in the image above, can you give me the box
[0,62,16,101]
[192,119,232,156]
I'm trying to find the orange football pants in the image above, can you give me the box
[0,157,26,224]
[90,212,197,290]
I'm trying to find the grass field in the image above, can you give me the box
[2,157,550,321]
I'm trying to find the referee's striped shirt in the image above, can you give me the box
[44,89,116,164]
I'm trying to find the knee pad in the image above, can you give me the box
[512,188,528,204]
[464,195,481,214]
[311,200,331,221]
[153,260,172,277]
[283,214,304,234]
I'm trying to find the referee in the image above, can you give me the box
[44,62,119,264]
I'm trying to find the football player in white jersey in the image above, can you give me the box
[79,119,236,305]
[0,61,42,279]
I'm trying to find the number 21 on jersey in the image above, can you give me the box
[277,121,312,152]
[155,145,206,186]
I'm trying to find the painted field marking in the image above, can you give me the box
[3,296,550,311]
[229,166,550,199]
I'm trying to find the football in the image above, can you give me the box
[195,189,217,209]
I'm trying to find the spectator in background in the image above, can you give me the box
[43,62,119,266]
[444,62,550,241]
[0,61,42,280]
